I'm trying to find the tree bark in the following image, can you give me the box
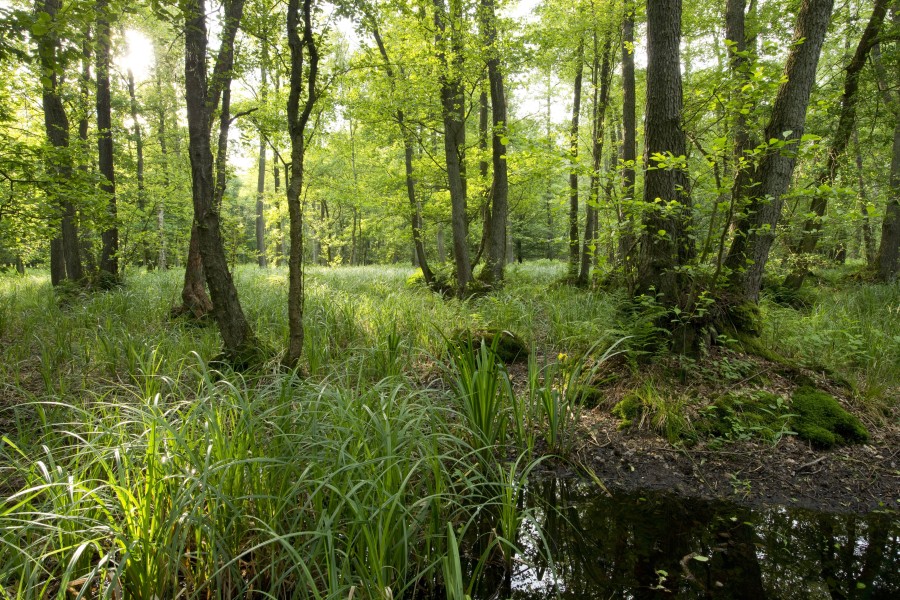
[154,67,169,270]
[433,0,471,296]
[853,128,875,265]
[127,68,152,268]
[619,0,637,270]
[34,0,83,285]
[96,0,118,282]
[568,37,584,280]
[724,0,834,302]
[183,0,256,358]
[873,6,900,281]
[369,21,434,285]
[578,32,612,287]
[256,41,268,268]
[635,0,694,305]
[285,0,318,366]
[783,0,888,290]
[479,0,509,285]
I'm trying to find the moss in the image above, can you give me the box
[791,387,869,449]
[695,391,794,443]
[612,393,644,429]
[448,329,529,364]
[727,301,763,338]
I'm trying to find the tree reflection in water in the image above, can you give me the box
[476,479,899,599]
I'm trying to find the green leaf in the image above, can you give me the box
[692,555,709,562]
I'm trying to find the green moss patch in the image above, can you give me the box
[791,387,869,449]
[612,393,643,429]
[695,391,795,445]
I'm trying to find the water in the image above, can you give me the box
[480,478,900,599]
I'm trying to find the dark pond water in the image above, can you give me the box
[477,479,900,599]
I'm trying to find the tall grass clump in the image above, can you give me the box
[0,353,553,599]
[761,280,900,408]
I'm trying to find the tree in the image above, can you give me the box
[872,4,900,281]
[433,0,471,297]
[285,0,318,367]
[478,0,509,286]
[367,12,435,286]
[635,0,694,312]
[724,0,835,304]
[255,37,268,268]
[96,0,118,282]
[32,0,83,285]
[783,0,889,290]
[566,35,584,280]
[182,0,258,359]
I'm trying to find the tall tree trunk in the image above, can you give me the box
[872,6,900,281]
[183,0,256,359]
[619,0,637,271]
[473,87,490,268]
[578,31,612,287]
[127,68,152,268]
[853,128,876,265]
[285,0,318,366]
[369,21,434,285]
[434,0,471,296]
[155,68,169,270]
[96,0,118,282]
[256,57,268,267]
[635,0,694,306]
[724,0,834,303]
[77,28,92,275]
[480,0,509,285]
[783,0,888,290]
[568,37,585,280]
[34,0,82,285]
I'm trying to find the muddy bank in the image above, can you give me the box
[538,408,900,514]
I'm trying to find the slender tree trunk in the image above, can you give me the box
[77,28,92,275]
[96,0,118,281]
[473,87,490,268]
[285,0,318,366]
[369,22,434,284]
[724,0,834,303]
[434,0,471,296]
[183,0,256,358]
[567,38,584,280]
[155,67,169,270]
[34,0,82,285]
[579,32,612,287]
[877,106,900,281]
[853,128,875,265]
[480,0,509,285]
[635,0,694,306]
[127,68,152,268]
[619,0,637,271]
[783,0,888,289]
[256,40,268,268]
[872,7,900,281]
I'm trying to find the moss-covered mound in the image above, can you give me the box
[695,391,794,444]
[448,329,529,364]
[791,387,869,449]
[612,393,643,429]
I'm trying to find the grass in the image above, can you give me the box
[0,261,896,597]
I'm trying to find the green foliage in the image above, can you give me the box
[696,391,797,446]
[611,382,693,444]
[791,387,869,448]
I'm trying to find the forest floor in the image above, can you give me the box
[505,348,900,516]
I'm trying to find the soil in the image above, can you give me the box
[521,350,900,516]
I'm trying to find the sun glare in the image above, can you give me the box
[118,29,155,83]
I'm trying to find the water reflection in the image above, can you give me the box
[491,479,899,599]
